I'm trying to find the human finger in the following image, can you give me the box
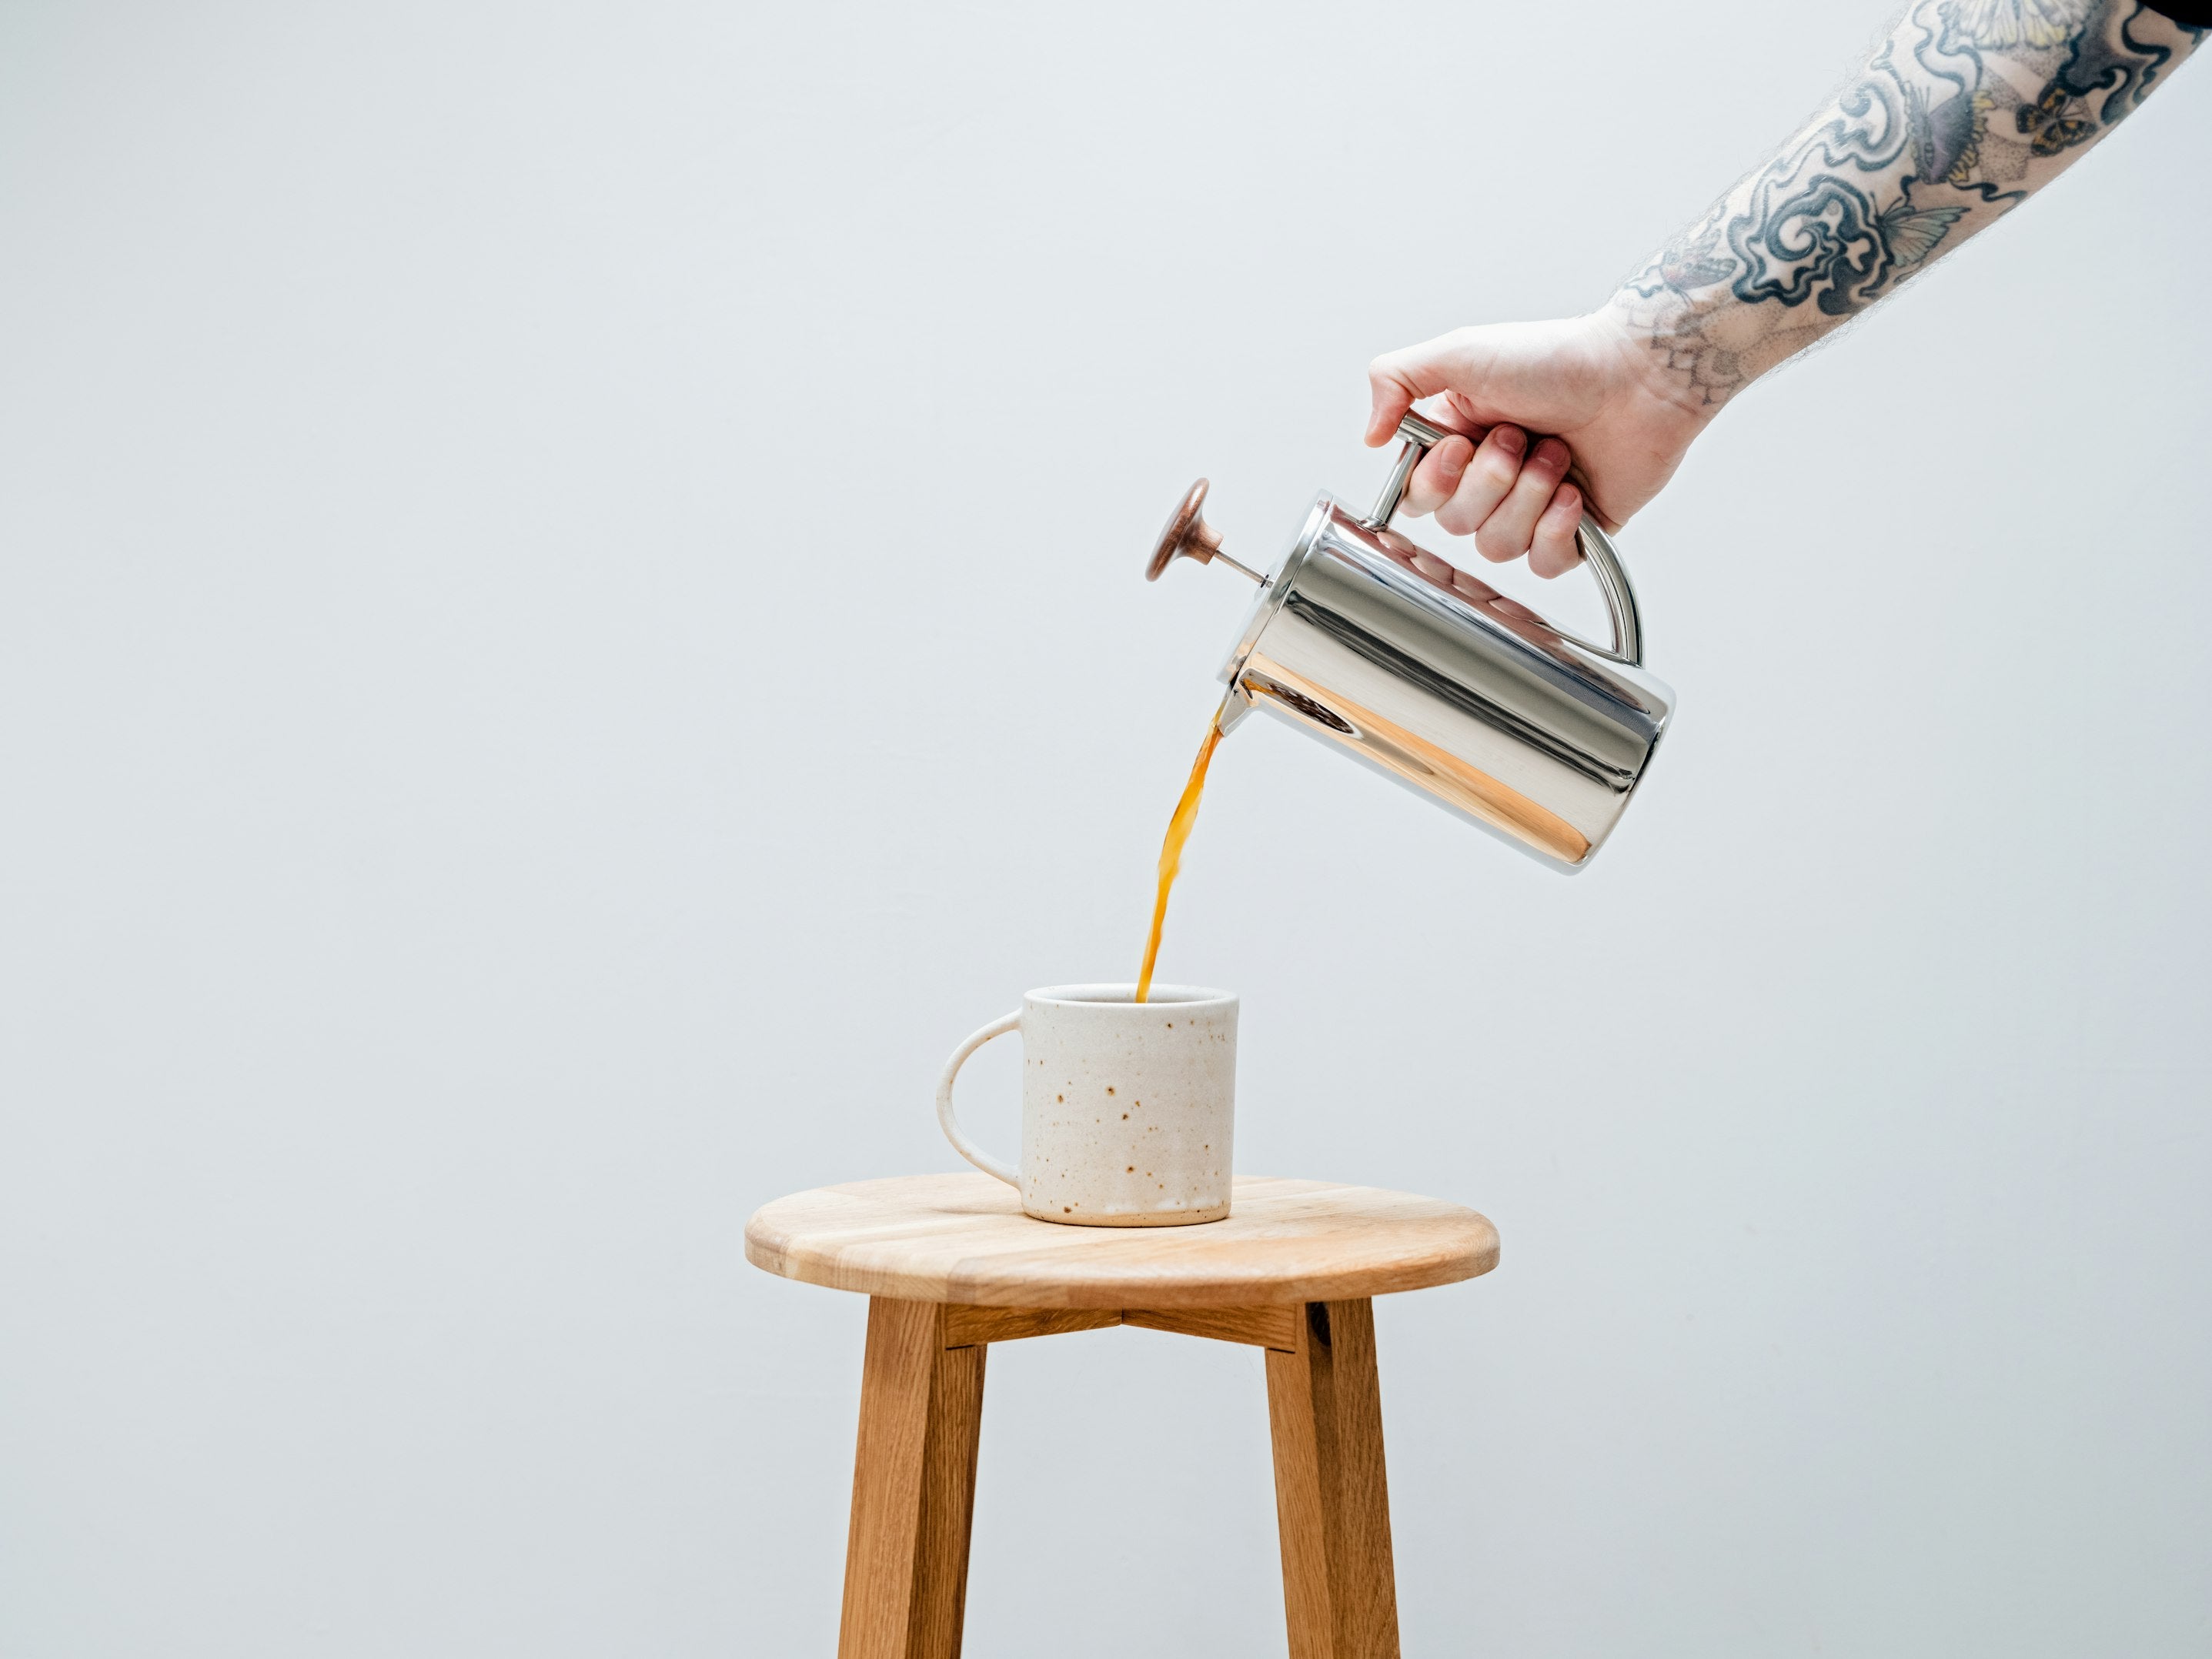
[1435,425,1528,538]
[1527,483,1584,579]
[1399,435,1475,517]
[1365,333,1471,446]
[1473,437,1572,565]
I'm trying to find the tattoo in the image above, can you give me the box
[2017,2,2189,153]
[1616,1,2198,411]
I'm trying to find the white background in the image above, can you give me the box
[4,4,2209,1654]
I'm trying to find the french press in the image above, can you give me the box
[1148,412,1676,872]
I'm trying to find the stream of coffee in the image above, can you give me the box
[1134,703,1227,1003]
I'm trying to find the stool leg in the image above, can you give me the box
[1265,1299,1399,1659]
[838,1298,986,1659]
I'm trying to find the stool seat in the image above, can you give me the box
[745,1172,1499,1309]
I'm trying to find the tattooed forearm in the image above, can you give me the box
[1614,1,2202,412]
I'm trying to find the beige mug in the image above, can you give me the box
[935,983,1236,1227]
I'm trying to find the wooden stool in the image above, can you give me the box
[745,1173,1499,1659]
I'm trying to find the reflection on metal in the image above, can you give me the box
[1239,669,1354,736]
[1151,413,1675,872]
[1241,659,1592,864]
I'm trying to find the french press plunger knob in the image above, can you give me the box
[1147,479,1270,586]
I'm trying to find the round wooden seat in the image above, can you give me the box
[744,1172,1499,1309]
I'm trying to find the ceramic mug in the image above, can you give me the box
[935,983,1236,1227]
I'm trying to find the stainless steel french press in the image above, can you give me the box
[1148,412,1676,871]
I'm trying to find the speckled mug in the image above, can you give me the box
[935,984,1236,1227]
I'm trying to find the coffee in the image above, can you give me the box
[1135,704,1226,1003]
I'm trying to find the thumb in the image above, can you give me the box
[1365,329,1470,446]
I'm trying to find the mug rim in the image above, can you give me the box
[1024,982,1235,1010]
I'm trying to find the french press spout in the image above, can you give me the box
[1147,413,1676,872]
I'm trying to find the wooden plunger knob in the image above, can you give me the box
[1147,478,1225,581]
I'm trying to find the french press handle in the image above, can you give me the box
[1365,412,1646,668]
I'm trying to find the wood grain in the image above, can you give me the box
[838,1299,985,1659]
[746,1174,1498,1310]
[935,1304,1304,1351]
[1124,1305,1302,1350]
[940,1306,1120,1348]
[1266,1300,1399,1659]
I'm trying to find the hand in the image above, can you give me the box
[1365,305,1711,577]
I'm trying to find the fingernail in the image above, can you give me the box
[1536,437,1569,469]
[1492,426,1526,456]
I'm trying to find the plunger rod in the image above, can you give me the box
[1211,549,1267,585]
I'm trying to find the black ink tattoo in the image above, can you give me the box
[1615,1,2198,410]
[2018,1,2187,153]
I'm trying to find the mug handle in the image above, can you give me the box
[934,1012,1021,1187]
